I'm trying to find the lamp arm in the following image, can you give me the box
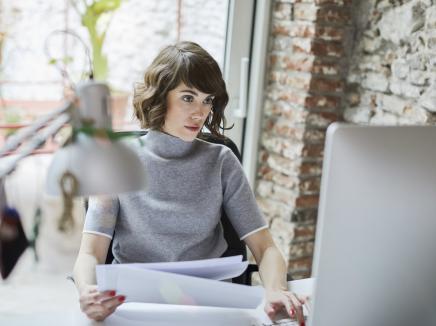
[0,102,73,158]
[0,111,71,178]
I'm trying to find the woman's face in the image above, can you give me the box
[162,82,214,141]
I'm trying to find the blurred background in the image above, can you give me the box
[1,0,436,322]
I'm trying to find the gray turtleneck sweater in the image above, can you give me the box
[83,129,267,263]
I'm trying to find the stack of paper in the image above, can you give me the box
[96,255,264,309]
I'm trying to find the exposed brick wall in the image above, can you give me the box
[344,0,436,125]
[257,0,353,279]
[259,0,436,279]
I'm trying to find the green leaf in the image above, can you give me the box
[91,0,122,15]
[48,58,57,65]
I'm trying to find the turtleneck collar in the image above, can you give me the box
[146,129,197,158]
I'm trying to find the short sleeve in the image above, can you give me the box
[221,149,268,240]
[83,195,120,239]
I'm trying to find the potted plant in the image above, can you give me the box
[70,0,124,81]
[66,0,129,129]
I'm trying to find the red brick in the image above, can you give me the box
[270,120,306,139]
[315,0,352,5]
[289,241,314,258]
[306,111,340,128]
[313,61,341,75]
[296,195,319,208]
[294,3,318,21]
[259,150,270,163]
[290,23,316,38]
[288,256,313,276]
[299,177,321,193]
[311,41,344,57]
[276,89,307,106]
[291,208,318,223]
[293,39,343,57]
[302,143,324,157]
[300,162,322,175]
[304,129,326,143]
[273,1,293,20]
[272,21,295,37]
[284,55,315,72]
[286,73,312,91]
[310,77,344,93]
[305,94,342,110]
[291,0,352,5]
[317,6,351,24]
[271,54,341,76]
[293,224,316,242]
[315,26,345,41]
[269,70,288,85]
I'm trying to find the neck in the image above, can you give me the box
[146,129,197,158]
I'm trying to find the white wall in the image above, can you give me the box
[0,0,228,100]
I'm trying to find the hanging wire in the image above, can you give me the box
[176,0,182,42]
[43,29,94,93]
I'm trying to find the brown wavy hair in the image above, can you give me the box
[133,41,231,138]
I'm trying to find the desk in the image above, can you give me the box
[0,278,314,326]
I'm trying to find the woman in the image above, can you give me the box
[73,41,306,325]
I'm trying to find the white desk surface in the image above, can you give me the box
[0,274,314,326]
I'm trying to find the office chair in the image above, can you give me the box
[85,130,259,285]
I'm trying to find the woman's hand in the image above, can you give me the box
[264,289,309,326]
[79,285,125,321]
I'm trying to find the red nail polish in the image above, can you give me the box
[300,322,305,326]
[290,308,295,316]
[109,290,116,296]
[118,296,125,302]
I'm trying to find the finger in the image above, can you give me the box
[95,290,117,302]
[297,294,309,305]
[288,293,304,324]
[81,290,115,307]
[84,290,117,305]
[264,303,276,320]
[86,301,115,322]
[282,296,294,320]
[101,295,125,310]
[93,296,125,320]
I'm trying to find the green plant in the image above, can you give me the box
[70,0,124,81]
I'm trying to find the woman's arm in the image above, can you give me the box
[73,233,110,291]
[244,228,306,325]
[73,233,125,321]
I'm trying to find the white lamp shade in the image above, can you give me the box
[74,81,112,129]
[46,134,146,197]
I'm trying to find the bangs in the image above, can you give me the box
[175,53,224,96]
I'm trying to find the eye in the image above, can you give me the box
[203,97,214,105]
[182,95,194,103]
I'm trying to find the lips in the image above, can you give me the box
[185,126,200,132]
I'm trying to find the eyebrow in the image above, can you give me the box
[180,89,214,98]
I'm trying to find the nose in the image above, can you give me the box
[191,103,207,121]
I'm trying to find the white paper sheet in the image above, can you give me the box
[97,265,264,309]
[105,302,263,326]
[102,278,315,326]
[102,255,247,280]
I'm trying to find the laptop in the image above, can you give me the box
[309,124,436,326]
